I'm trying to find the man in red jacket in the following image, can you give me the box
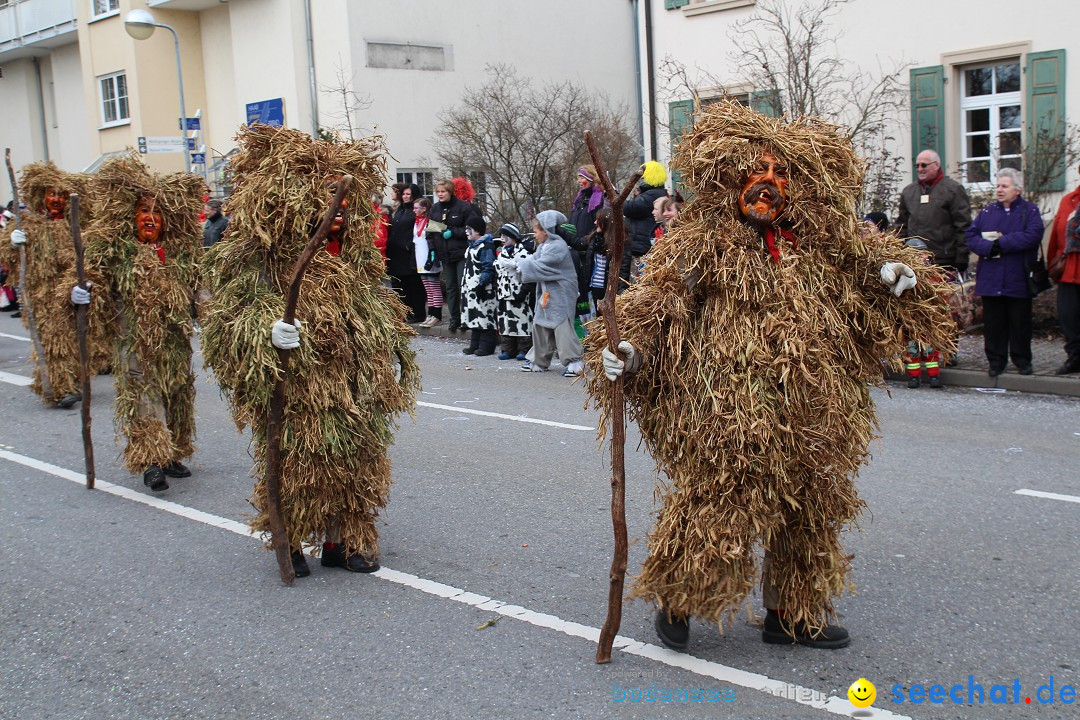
[1047,171,1080,375]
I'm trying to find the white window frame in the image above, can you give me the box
[91,0,120,19]
[98,71,130,128]
[395,169,436,201]
[958,59,1022,191]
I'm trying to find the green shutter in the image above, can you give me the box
[664,0,689,8]
[909,66,945,179]
[669,99,694,194]
[750,90,780,118]
[1026,49,1067,192]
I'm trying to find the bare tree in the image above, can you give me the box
[658,0,911,215]
[433,64,641,226]
[319,57,373,141]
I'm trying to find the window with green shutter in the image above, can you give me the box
[664,0,690,8]
[750,90,780,118]
[669,99,694,194]
[909,66,945,179]
[1026,49,1067,193]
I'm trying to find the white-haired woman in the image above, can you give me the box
[965,168,1045,376]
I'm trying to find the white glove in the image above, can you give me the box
[880,262,917,297]
[271,318,302,350]
[601,341,641,381]
[71,283,92,305]
[495,254,518,271]
[11,229,27,246]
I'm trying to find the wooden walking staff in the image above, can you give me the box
[4,148,52,399]
[68,194,96,490]
[264,174,353,586]
[584,132,643,663]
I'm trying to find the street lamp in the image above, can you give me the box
[124,9,190,173]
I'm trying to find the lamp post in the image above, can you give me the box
[124,9,190,173]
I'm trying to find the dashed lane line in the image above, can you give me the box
[0,331,31,342]
[0,448,908,719]
[1015,488,1080,505]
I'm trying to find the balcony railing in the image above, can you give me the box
[0,0,77,53]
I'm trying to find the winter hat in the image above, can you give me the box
[578,164,599,182]
[206,199,223,211]
[535,209,567,236]
[498,222,522,241]
[641,160,667,188]
[465,215,487,234]
[453,177,476,203]
[863,211,889,233]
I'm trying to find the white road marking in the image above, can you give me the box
[0,331,31,342]
[0,370,32,386]
[417,401,593,432]
[1015,488,1080,505]
[0,448,908,719]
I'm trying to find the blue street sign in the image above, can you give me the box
[190,152,206,165]
[187,138,196,151]
[245,98,284,127]
[183,117,201,131]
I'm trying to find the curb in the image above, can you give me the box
[418,323,1080,397]
[885,369,1080,398]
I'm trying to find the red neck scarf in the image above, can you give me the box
[763,228,796,264]
[415,215,429,234]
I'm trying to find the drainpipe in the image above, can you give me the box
[304,0,319,137]
[631,0,645,164]
[643,0,657,161]
[33,57,50,162]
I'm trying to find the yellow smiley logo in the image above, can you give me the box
[848,678,876,708]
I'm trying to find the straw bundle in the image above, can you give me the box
[201,124,419,557]
[583,101,956,631]
[82,152,204,471]
[0,163,111,403]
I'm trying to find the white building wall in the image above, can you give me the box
[199,4,239,163]
[49,42,93,170]
[649,0,1080,195]
[310,0,638,185]
[0,58,45,170]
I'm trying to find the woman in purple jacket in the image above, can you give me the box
[965,168,1045,376]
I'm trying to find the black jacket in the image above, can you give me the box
[623,184,667,256]
[202,213,227,248]
[429,195,481,264]
[386,184,421,277]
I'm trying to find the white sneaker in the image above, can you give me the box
[562,360,584,377]
[521,361,547,372]
[419,316,437,328]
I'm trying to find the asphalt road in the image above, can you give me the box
[1,314,1078,720]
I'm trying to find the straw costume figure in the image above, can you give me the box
[584,101,956,650]
[200,125,419,578]
[1,163,110,407]
[75,154,204,492]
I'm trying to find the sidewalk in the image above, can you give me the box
[415,320,1080,398]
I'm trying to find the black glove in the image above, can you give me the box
[475,282,493,300]
[424,250,436,271]
[952,263,968,276]
[989,240,1002,259]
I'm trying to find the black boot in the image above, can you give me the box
[56,392,82,409]
[291,549,311,578]
[142,465,168,492]
[1055,356,1080,375]
[762,609,850,649]
[163,461,191,478]
[320,543,379,573]
[906,376,920,389]
[654,610,690,650]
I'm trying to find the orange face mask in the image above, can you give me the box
[738,151,789,228]
[44,187,67,220]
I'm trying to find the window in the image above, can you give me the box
[959,60,1021,187]
[395,170,435,201]
[367,42,449,72]
[98,71,129,127]
[465,170,488,212]
[92,0,119,17]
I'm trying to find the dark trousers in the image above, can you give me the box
[981,295,1033,370]
[499,334,533,357]
[467,328,497,353]
[390,274,426,323]
[442,259,466,329]
[1058,281,1080,360]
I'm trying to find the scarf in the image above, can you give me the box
[1067,210,1080,254]
[763,227,796,264]
[574,184,604,214]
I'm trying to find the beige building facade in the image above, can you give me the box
[1,0,638,197]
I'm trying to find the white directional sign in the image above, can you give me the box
[138,136,187,155]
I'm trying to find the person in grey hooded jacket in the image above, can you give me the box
[497,210,584,377]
